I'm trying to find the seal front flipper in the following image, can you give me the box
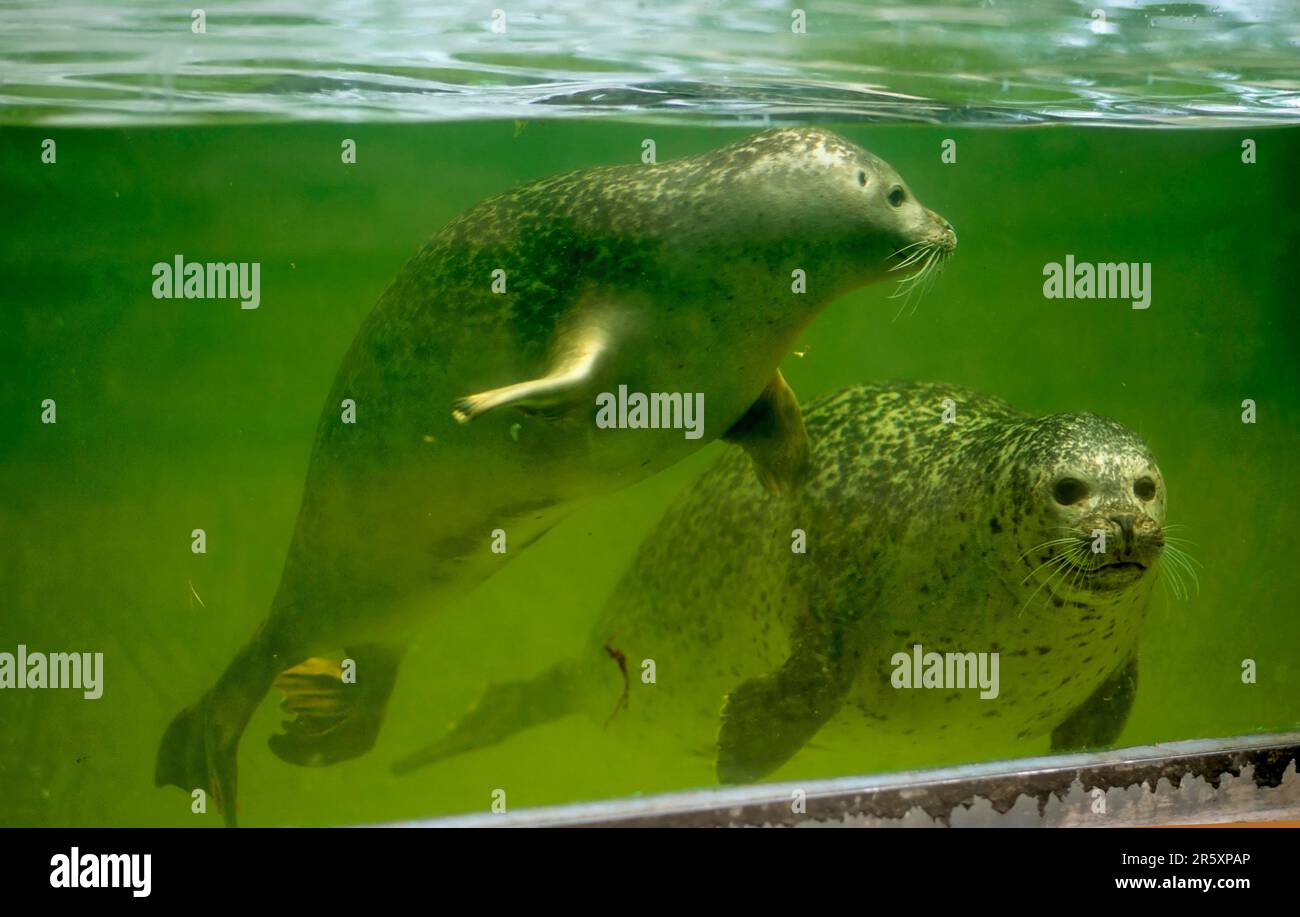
[1050,653,1139,752]
[452,322,612,423]
[268,643,405,767]
[716,616,856,783]
[723,369,812,495]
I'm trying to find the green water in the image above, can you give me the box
[2,120,1298,826]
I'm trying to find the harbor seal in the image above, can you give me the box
[394,381,1175,784]
[154,130,957,823]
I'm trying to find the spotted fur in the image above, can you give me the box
[591,380,1164,763]
[398,382,1167,777]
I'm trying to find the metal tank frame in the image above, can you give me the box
[390,732,1300,828]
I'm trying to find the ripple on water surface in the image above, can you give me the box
[1,0,1299,126]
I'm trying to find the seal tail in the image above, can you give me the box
[391,659,590,775]
[154,628,285,827]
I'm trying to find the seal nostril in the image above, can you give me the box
[1110,514,1136,551]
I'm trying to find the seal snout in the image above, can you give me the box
[1086,510,1163,573]
[924,208,957,253]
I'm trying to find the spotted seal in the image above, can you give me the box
[154,131,957,823]
[394,381,1174,784]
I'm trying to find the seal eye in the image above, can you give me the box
[1052,477,1089,506]
[888,185,906,207]
[857,170,867,187]
[1134,477,1157,501]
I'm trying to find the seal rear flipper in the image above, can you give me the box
[391,659,588,775]
[154,698,240,825]
[1050,653,1139,752]
[268,644,405,767]
[723,369,812,496]
[716,619,856,784]
[452,323,611,423]
[155,630,285,827]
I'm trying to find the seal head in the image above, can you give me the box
[685,129,957,300]
[1010,413,1166,604]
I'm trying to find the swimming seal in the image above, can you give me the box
[154,130,957,823]
[394,381,1172,784]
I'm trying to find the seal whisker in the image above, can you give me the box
[1019,537,1080,561]
[888,254,929,275]
[1155,562,1177,601]
[904,269,935,317]
[910,253,946,316]
[1021,549,1082,615]
[889,249,935,282]
[1158,541,1199,600]
[1159,543,1201,597]
[1018,545,1086,615]
[889,240,930,261]
[1066,545,1094,595]
[890,249,940,321]
[889,246,933,272]
[1019,550,1073,589]
[1157,557,1188,601]
[1163,542,1202,568]
[890,245,938,290]
[890,244,929,261]
[889,244,951,319]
